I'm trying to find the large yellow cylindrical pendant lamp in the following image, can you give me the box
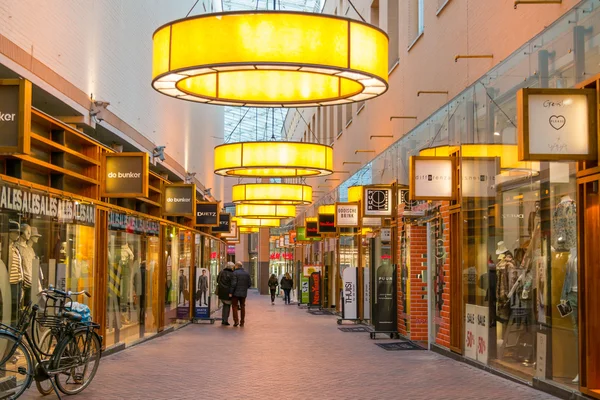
[152,11,388,107]
[234,217,281,228]
[232,183,312,205]
[235,204,296,219]
[215,141,333,178]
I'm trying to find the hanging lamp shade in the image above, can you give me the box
[152,11,388,107]
[318,204,336,214]
[232,183,312,205]
[234,217,281,228]
[215,141,333,177]
[239,227,259,233]
[236,204,296,219]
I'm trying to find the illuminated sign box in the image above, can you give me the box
[101,152,149,198]
[409,156,456,201]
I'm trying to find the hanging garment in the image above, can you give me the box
[552,199,576,250]
[496,253,516,320]
[9,243,23,285]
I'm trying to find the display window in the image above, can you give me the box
[0,182,95,328]
[104,212,160,347]
[463,157,578,388]
[163,227,192,328]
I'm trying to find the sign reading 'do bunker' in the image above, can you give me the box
[164,184,196,216]
[101,152,148,197]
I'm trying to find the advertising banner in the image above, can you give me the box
[517,88,597,161]
[300,275,310,304]
[309,271,321,307]
[101,152,148,198]
[211,213,231,233]
[194,267,210,319]
[475,305,489,364]
[464,304,477,361]
[195,203,220,226]
[164,184,196,217]
[374,263,396,332]
[176,267,190,319]
[342,267,358,320]
[410,156,456,201]
[0,79,31,154]
[363,267,371,320]
[336,202,359,227]
[108,212,160,236]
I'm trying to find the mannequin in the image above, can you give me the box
[561,246,578,383]
[28,227,43,293]
[495,241,515,321]
[120,244,134,325]
[8,220,23,323]
[16,224,33,296]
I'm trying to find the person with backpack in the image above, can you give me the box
[268,274,279,305]
[216,262,235,326]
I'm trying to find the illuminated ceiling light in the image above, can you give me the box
[239,227,259,233]
[214,142,333,178]
[232,183,312,205]
[152,11,389,107]
[234,217,281,228]
[235,204,296,219]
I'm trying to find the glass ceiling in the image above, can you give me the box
[220,0,323,143]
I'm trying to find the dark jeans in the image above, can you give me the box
[270,289,276,302]
[232,296,246,324]
[283,289,291,304]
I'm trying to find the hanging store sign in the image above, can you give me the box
[309,271,321,307]
[517,88,597,161]
[461,158,497,198]
[342,267,358,320]
[398,188,409,205]
[101,152,149,198]
[289,230,296,244]
[164,184,196,217]
[295,227,321,242]
[317,213,336,234]
[195,202,220,226]
[306,221,320,238]
[222,220,238,239]
[362,217,382,227]
[108,212,160,236]
[335,202,359,227]
[284,234,290,246]
[409,156,456,200]
[380,228,392,242]
[211,213,231,233]
[363,186,393,217]
[0,182,95,225]
[0,79,31,154]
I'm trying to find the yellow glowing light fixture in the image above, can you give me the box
[348,186,364,202]
[152,11,388,107]
[318,204,336,214]
[419,144,539,170]
[235,204,296,219]
[232,183,312,205]
[305,217,318,222]
[234,217,281,228]
[215,141,333,177]
[239,227,259,233]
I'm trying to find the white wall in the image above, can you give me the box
[0,0,225,201]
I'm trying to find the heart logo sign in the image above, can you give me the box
[549,115,566,130]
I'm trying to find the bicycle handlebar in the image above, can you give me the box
[39,286,91,298]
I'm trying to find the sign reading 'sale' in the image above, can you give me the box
[101,152,149,198]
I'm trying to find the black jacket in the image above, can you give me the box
[268,278,279,290]
[230,267,252,298]
[280,277,293,290]
[217,267,235,301]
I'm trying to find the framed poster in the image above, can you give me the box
[517,88,597,161]
[363,185,393,217]
[409,156,456,201]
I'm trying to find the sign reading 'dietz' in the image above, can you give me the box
[363,186,393,217]
[163,184,196,216]
[409,156,456,200]
[517,88,597,161]
[336,202,359,227]
[195,203,219,226]
[211,213,230,233]
[0,79,32,154]
[101,153,148,198]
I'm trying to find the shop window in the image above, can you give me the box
[408,0,424,50]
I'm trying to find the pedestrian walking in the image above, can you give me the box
[230,261,252,327]
[280,272,293,305]
[268,274,279,305]
[216,262,235,325]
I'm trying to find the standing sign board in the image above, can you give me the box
[342,267,358,320]
[363,268,371,320]
[101,153,149,198]
[0,79,31,154]
[164,184,196,217]
[517,88,597,161]
[309,271,321,308]
[374,263,397,332]
[409,156,456,201]
[300,275,310,304]
[194,267,211,319]
[475,306,489,364]
[464,304,477,360]
[195,203,220,227]
[363,186,393,217]
[336,202,360,227]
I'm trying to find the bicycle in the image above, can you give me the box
[0,287,102,399]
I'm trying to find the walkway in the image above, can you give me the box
[23,291,557,400]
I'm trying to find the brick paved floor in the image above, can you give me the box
[22,291,557,400]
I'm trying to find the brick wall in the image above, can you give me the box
[437,203,451,348]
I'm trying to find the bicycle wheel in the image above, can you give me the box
[0,332,33,399]
[53,329,101,395]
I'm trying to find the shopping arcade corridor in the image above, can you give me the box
[22,291,557,400]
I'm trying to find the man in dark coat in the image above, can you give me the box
[197,269,208,306]
[230,261,252,327]
[216,262,235,325]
